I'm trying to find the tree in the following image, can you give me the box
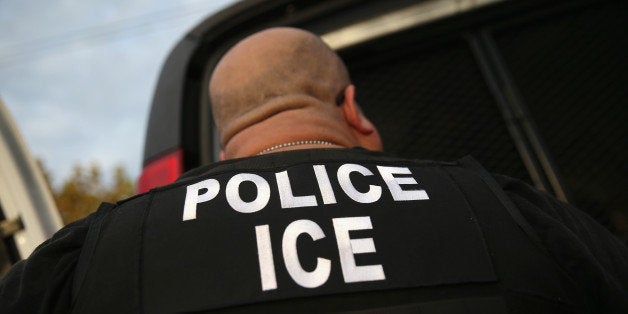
[40,161,135,225]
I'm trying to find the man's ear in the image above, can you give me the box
[340,84,376,135]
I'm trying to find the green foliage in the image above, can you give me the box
[40,161,135,225]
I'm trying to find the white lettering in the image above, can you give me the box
[226,173,270,213]
[282,219,331,288]
[332,216,385,283]
[337,164,382,203]
[255,225,277,291]
[276,171,318,208]
[377,166,429,201]
[182,179,220,221]
[313,165,337,204]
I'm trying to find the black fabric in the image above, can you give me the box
[71,202,115,303]
[458,156,545,251]
[71,194,153,314]
[497,174,628,313]
[441,165,582,313]
[1,148,626,314]
[142,159,496,312]
[339,296,509,313]
[0,208,106,314]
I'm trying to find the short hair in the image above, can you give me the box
[209,28,351,146]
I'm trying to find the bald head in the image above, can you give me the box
[209,27,351,147]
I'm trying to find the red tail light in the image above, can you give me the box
[137,149,184,193]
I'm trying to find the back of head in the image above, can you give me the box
[209,27,351,147]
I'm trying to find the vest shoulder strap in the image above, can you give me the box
[457,156,548,256]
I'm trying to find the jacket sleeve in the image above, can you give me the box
[495,174,628,313]
[0,208,106,314]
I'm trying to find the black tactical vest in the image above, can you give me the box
[70,150,586,313]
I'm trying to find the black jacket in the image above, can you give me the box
[1,149,626,313]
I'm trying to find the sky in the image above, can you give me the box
[0,0,236,187]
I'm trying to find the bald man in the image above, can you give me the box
[209,27,382,159]
[1,28,627,313]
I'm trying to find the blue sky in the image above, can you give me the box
[0,0,235,187]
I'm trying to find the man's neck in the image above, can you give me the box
[222,109,358,159]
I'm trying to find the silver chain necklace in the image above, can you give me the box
[257,140,336,155]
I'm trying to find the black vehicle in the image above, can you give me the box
[139,0,627,241]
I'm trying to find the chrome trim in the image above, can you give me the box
[322,0,505,49]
